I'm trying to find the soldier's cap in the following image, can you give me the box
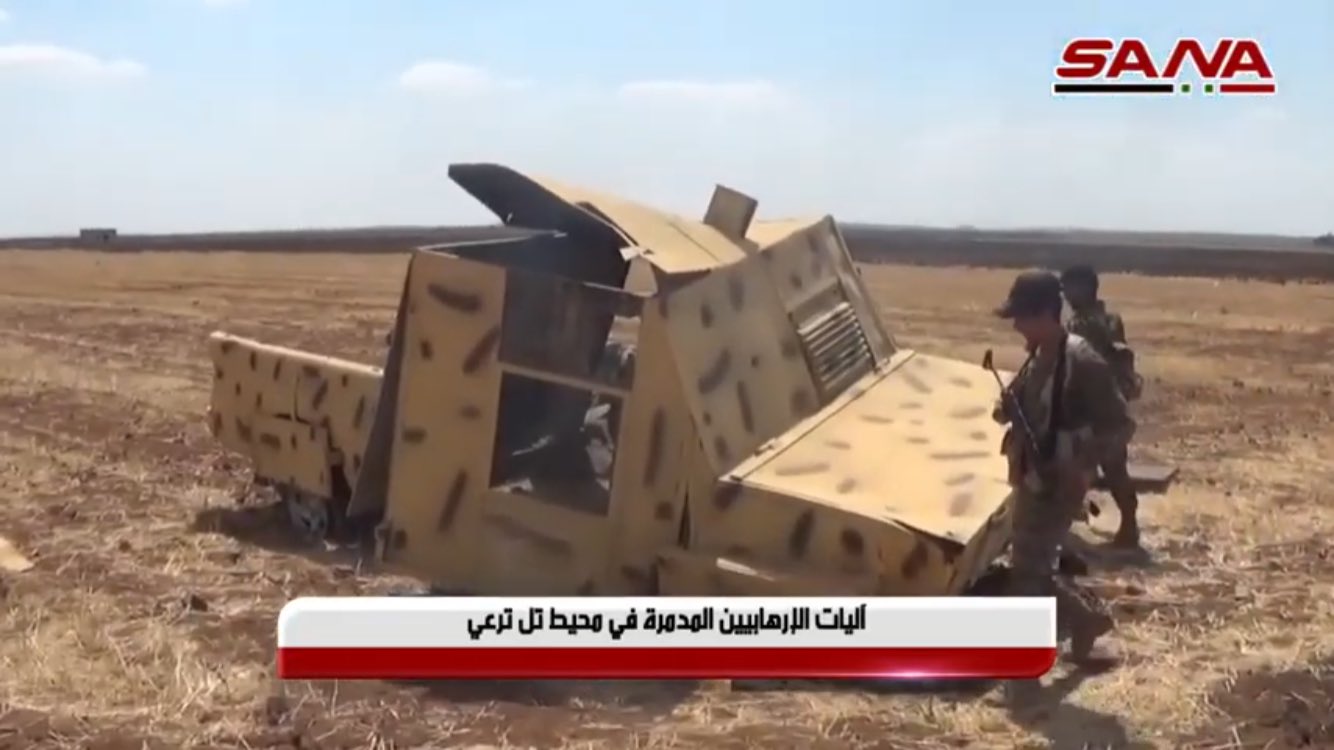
[994,270,1064,319]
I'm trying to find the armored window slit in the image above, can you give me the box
[794,298,875,404]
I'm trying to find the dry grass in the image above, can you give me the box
[0,249,1331,749]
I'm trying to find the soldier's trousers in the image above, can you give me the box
[1100,443,1139,523]
[1009,485,1110,640]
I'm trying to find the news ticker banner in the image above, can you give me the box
[276,597,1057,680]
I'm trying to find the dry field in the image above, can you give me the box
[0,250,1331,749]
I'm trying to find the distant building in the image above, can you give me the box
[78,228,117,244]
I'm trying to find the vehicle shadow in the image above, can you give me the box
[189,497,373,571]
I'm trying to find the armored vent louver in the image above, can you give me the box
[795,300,875,403]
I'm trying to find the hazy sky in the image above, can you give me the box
[0,0,1329,235]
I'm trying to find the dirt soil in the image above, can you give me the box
[0,250,1331,749]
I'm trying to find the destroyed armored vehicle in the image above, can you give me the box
[208,163,1032,596]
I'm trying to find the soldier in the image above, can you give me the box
[992,270,1129,672]
[1060,265,1143,548]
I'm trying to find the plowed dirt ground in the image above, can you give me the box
[0,250,1331,749]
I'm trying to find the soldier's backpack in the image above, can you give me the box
[1106,341,1143,402]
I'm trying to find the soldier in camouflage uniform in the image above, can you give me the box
[1060,265,1143,548]
[992,271,1127,673]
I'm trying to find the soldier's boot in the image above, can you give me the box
[1068,609,1118,670]
[1111,493,1141,549]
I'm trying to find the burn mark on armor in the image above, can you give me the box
[248,351,257,371]
[736,381,755,433]
[311,379,329,411]
[712,436,732,463]
[900,539,929,579]
[437,471,467,531]
[352,396,367,430]
[234,418,253,443]
[900,370,932,395]
[948,492,974,517]
[949,405,989,420]
[696,349,732,395]
[462,325,501,375]
[780,337,801,360]
[392,529,407,549]
[826,439,852,450]
[836,477,858,494]
[653,501,674,522]
[426,283,482,314]
[728,275,745,311]
[787,510,815,559]
[643,408,665,486]
[459,404,481,421]
[790,388,814,416]
[219,339,235,354]
[272,359,283,380]
[700,303,714,328]
[774,460,829,477]
[401,427,427,444]
[840,528,865,556]
[713,481,744,511]
[930,450,991,461]
[944,472,975,487]
[860,413,893,424]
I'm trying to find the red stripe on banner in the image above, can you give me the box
[277,647,1056,680]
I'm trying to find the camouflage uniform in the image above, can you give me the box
[992,272,1129,664]
[1065,298,1143,546]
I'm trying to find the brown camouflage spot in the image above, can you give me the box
[900,401,923,410]
[948,492,973,516]
[272,359,282,379]
[214,366,223,381]
[787,510,815,559]
[968,430,989,441]
[825,439,852,450]
[728,275,745,310]
[301,364,320,378]
[248,351,257,371]
[392,529,408,549]
[462,326,501,375]
[900,371,932,395]
[219,339,235,354]
[401,427,427,444]
[340,373,349,388]
[789,272,803,290]
[780,337,801,360]
[419,339,434,360]
[860,413,893,424]
[774,460,829,477]
[700,303,714,328]
[696,349,733,394]
[836,477,858,494]
[288,433,296,449]
[311,379,329,411]
[840,528,865,556]
[437,471,467,531]
[426,283,482,314]
[900,539,929,579]
[736,381,755,434]
[458,404,481,420]
[790,388,814,415]
[234,417,253,443]
[950,405,989,420]
[905,436,930,445]
[233,382,241,397]
[712,435,732,463]
[944,472,975,487]
[209,411,222,435]
[653,501,674,522]
[949,376,974,389]
[352,395,367,429]
[930,450,991,461]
